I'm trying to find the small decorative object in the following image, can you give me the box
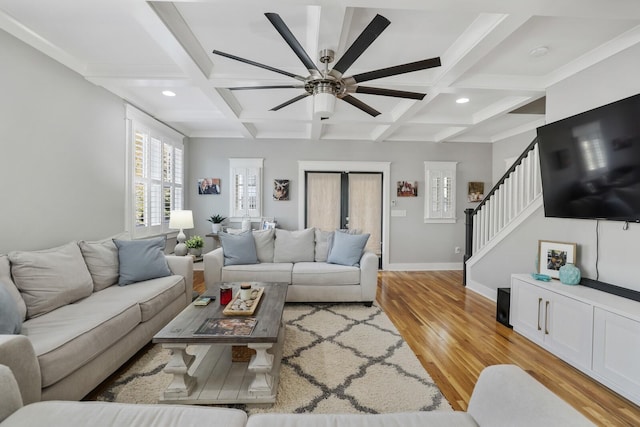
[240,283,252,300]
[559,263,581,285]
[185,235,204,257]
[537,240,577,279]
[468,182,484,202]
[198,178,221,195]
[273,179,290,200]
[241,214,251,232]
[220,284,232,305]
[207,214,226,233]
[397,181,417,197]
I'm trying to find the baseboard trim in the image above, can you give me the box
[466,279,497,302]
[385,262,463,271]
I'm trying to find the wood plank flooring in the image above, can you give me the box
[193,270,640,426]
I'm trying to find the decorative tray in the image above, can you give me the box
[223,287,264,316]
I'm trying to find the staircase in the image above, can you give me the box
[463,137,543,285]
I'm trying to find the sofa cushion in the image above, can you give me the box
[219,231,259,266]
[314,230,333,262]
[0,255,26,321]
[9,242,94,319]
[274,228,315,263]
[0,284,22,334]
[222,263,293,284]
[2,401,248,427]
[246,412,477,427]
[113,237,172,286]
[79,238,120,292]
[327,231,370,267]
[292,262,361,286]
[22,296,141,387]
[253,229,275,263]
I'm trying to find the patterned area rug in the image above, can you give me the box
[91,303,451,414]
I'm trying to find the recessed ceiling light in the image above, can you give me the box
[162,90,176,97]
[529,46,549,58]
[456,97,470,104]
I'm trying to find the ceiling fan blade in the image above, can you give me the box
[270,93,311,111]
[229,85,306,90]
[340,95,381,117]
[354,86,426,100]
[330,14,390,78]
[212,50,306,81]
[265,13,321,74]
[347,57,441,84]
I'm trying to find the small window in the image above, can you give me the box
[424,161,457,223]
[230,158,263,219]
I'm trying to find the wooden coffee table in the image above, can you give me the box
[153,282,287,405]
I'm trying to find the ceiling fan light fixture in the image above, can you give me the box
[314,92,335,118]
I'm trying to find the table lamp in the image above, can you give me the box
[169,210,194,256]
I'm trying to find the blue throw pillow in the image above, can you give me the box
[327,231,370,267]
[219,231,259,266]
[113,237,172,286]
[0,283,22,334]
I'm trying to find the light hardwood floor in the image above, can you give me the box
[193,270,640,426]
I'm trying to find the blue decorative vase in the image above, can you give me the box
[559,263,581,285]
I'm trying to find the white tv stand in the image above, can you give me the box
[511,274,640,406]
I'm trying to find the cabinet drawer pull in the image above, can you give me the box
[545,300,550,335]
[537,298,542,330]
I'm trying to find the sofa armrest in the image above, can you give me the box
[0,364,23,423]
[203,248,224,291]
[359,251,378,303]
[0,335,41,405]
[467,365,594,427]
[165,255,194,307]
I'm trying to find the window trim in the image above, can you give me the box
[424,161,458,224]
[125,105,184,238]
[229,158,264,221]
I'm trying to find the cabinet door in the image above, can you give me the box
[545,294,593,370]
[593,307,640,402]
[511,278,545,344]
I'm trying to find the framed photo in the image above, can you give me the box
[468,182,484,202]
[198,178,220,195]
[260,217,277,230]
[273,179,290,200]
[397,181,418,197]
[538,240,577,279]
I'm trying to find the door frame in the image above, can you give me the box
[298,160,391,270]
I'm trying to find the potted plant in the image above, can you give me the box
[207,214,227,233]
[185,235,204,257]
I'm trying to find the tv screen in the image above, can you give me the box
[537,93,640,222]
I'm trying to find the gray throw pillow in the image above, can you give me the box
[219,231,259,266]
[253,229,275,263]
[314,229,334,262]
[113,237,172,286]
[0,283,22,334]
[79,238,120,291]
[9,242,94,318]
[327,231,370,267]
[273,228,315,263]
[0,255,26,321]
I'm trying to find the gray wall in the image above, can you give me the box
[491,129,537,184]
[0,30,126,253]
[187,138,493,265]
[470,42,640,294]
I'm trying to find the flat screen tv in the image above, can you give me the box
[537,93,640,222]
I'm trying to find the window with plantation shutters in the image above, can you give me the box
[424,161,457,223]
[229,158,263,219]
[126,105,184,238]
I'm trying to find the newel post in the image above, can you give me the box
[463,208,475,286]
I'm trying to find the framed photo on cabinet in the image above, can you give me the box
[538,240,576,279]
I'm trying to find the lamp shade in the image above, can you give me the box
[314,92,335,118]
[169,210,194,229]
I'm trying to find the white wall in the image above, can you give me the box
[469,42,640,297]
[0,30,126,253]
[187,138,493,267]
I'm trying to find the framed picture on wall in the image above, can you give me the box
[273,179,290,200]
[538,240,577,279]
[397,181,417,197]
[198,178,221,195]
[468,182,484,202]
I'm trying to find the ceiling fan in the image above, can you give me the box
[212,13,441,118]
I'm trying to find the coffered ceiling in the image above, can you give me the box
[2,0,640,142]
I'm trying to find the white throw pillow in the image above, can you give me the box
[273,228,315,263]
[253,229,275,263]
[79,238,120,291]
[314,229,334,262]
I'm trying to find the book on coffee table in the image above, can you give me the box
[194,317,258,336]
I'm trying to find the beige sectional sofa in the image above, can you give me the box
[0,237,193,403]
[0,362,594,426]
[203,228,378,304]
